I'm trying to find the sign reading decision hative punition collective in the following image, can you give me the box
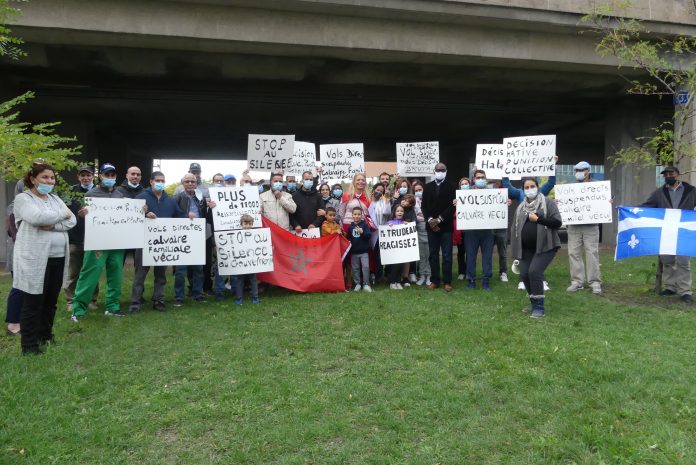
[84,198,146,251]
[209,186,262,231]
[286,141,317,178]
[378,223,420,265]
[503,135,556,180]
[456,188,509,230]
[247,134,295,171]
[319,143,365,180]
[215,228,274,275]
[475,144,505,180]
[396,141,439,177]
[555,181,613,225]
[142,218,206,266]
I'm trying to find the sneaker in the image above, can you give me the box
[531,308,545,318]
[425,277,432,286]
[500,272,508,283]
[543,281,550,291]
[173,301,183,308]
[395,283,403,290]
[416,276,425,286]
[402,281,411,288]
[252,297,260,304]
[467,280,476,290]
[104,310,125,317]
[234,298,243,305]
[153,301,167,312]
[566,282,584,292]
[517,282,526,291]
[390,283,397,290]
[457,274,465,280]
[591,284,602,295]
[70,315,82,323]
[129,305,141,314]
[408,273,417,283]
[660,289,677,296]
[194,296,208,303]
[681,294,693,304]
[362,285,373,293]
[353,284,362,292]
[482,280,491,292]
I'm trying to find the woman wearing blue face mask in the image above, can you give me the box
[391,177,412,207]
[319,183,341,223]
[14,162,76,354]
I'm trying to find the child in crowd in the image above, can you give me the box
[387,205,407,290]
[321,207,344,237]
[235,214,259,305]
[398,193,417,284]
[348,207,372,292]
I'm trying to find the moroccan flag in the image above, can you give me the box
[257,217,351,292]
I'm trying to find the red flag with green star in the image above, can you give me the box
[257,217,351,292]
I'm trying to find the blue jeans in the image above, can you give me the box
[465,230,494,281]
[236,274,258,299]
[174,265,203,301]
[427,231,453,285]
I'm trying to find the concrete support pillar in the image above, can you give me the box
[674,90,696,184]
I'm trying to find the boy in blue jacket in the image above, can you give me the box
[348,207,373,292]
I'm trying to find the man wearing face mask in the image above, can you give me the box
[129,172,185,313]
[212,173,224,188]
[641,165,696,304]
[566,161,603,294]
[464,169,496,291]
[261,172,297,231]
[71,163,127,320]
[422,163,457,292]
[117,166,144,199]
[223,174,237,187]
[285,175,298,193]
[290,171,325,233]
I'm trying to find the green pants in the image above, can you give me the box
[72,249,125,316]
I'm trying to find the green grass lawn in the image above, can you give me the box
[2,251,696,464]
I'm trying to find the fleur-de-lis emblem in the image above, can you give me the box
[630,207,643,215]
[628,234,640,249]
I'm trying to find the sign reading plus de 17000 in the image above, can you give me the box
[247,134,295,171]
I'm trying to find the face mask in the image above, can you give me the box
[333,189,342,198]
[415,191,423,199]
[487,183,495,190]
[322,195,330,201]
[128,181,140,188]
[214,183,223,188]
[153,182,166,192]
[287,182,297,192]
[374,191,383,199]
[474,179,487,188]
[258,185,265,193]
[525,188,538,199]
[575,172,586,181]
[37,183,53,195]
[80,183,92,190]
[102,178,116,188]
[303,180,313,190]
[665,176,677,186]
[460,184,469,190]
[272,182,284,191]
[399,187,407,195]
[434,171,446,181]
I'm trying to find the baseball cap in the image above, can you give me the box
[100,163,116,173]
[660,166,680,174]
[223,174,236,182]
[574,161,591,171]
[78,165,94,174]
[189,163,202,172]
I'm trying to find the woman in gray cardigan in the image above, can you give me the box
[510,177,562,318]
[13,162,76,354]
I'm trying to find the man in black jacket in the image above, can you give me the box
[422,162,457,292]
[641,165,696,303]
[291,171,325,233]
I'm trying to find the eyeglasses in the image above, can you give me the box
[183,180,197,183]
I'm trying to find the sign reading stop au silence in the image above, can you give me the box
[555,181,613,225]
[247,134,295,171]
[214,228,274,275]
[455,188,509,230]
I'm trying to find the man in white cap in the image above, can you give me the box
[566,161,603,294]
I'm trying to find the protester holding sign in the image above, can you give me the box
[260,172,297,231]
[129,172,185,313]
[291,171,325,232]
[72,163,128,321]
[463,169,496,292]
[412,180,431,286]
[422,163,456,292]
[385,205,410,290]
[13,162,76,354]
[368,182,392,283]
[510,178,562,318]
[641,166,696,304]
[234,215,261,305]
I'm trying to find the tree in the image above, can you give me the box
[0,0,82,190]
[582,1,696,169]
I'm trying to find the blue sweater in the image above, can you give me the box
[136,188,185,219]
[502,176,556,202]
[348,220,372,254]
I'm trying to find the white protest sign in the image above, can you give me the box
[456,188,508,230]
[555,181,613,225]
[378,223,419,265]
[396,141,439,177]
[143,218,206,266]
[319,143,365,180]
[475,143,505,180]
[247,134,295,172]
[291,228,321,239]
[84,198,145,250]
[503,135,556,180]
[209,186,261,230]
[286,141,316,178]
[214,228,274,275]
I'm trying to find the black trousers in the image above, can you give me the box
[21,257,65,353]
[519,248,556,297]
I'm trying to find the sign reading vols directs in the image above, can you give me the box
[555,181,613,225]
[84,198,146,251]
[320,143,365,180]
[143,218,206,266]
[378,223,419,265]
[209,186,262,230]
[396,142,439,177]
[503,135,556,180]
[456,188,509,230]
[215,228,274,275]
[247,134,295,171]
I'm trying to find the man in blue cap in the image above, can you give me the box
[566,161,603,294]
[223,174,236,187]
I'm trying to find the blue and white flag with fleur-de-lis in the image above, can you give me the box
[615,206,696,260]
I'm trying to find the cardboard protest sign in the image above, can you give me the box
[455,188,508,230]
[84,198,146,250]
[555,181,613,225]
[396,141,439,176]
[286,141,317,178]
[291,228,321,239]
[503,135,556,180]
[215,228,274,275]
[475,144,505,180]
[319,143,364,180]
[378,223,419,265]
[209,186,261,230]
[143,218,206,266]
[247,134,295,171]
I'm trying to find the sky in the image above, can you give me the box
[156,159,267,184]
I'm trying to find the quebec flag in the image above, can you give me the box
[616,206,696,260]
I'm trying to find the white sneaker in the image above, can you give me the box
[353,284,362,292]
[457,274,465,280]
[363,285,373,293]
[566,282,583,292]
[425,277,432,286]
[544,281,551,291]
[591,284,602,294]
[416,276,425,286]
[517,282,526,291]
[500,272,509,283]
[390,283,397,290]
[408,273,417,283]
[396,283,403,290]
[402,282,411,287]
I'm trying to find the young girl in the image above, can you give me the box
[412,180,431,286]
[387,205,407,290]
[397,194,417,285]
